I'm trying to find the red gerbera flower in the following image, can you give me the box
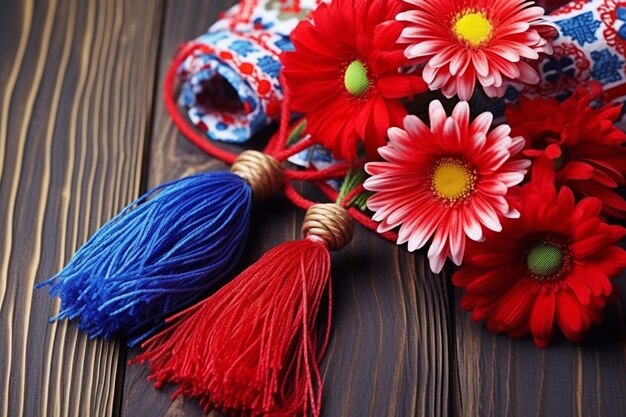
[506,84,626,218]
[281,0,427,161]
[364,100,529,273]
[397,0,556,100]
[453,162,626,347]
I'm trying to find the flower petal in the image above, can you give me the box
[377,74,427,98]
[529,292,555,348]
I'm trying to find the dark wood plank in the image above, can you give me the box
[454,268,626,416]
[0,0,163,416]
[121,1,453,416]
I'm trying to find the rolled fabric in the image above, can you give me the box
[178,0,322,143]
[531,0,626,101]
[479,0,626,117]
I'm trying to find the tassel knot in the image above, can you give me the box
[231,150,283,199]
[302,203,354,251]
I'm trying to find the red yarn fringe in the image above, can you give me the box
[133,238,333,417]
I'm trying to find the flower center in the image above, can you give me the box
[431,157,476,202]
[453,11,493,48]
[524,236,572,281]
[344,60,370,96]
[526,244,563,277]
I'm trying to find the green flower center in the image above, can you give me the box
[526,244,564,277]
[344,60,370,96]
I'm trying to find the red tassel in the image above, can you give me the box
[133,203,354,417]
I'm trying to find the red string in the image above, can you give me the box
[263,73,292,155]
[274,135,314,161]
[164,43,238,165]
[158,43,400,417]
[339,184,365,208]
[286,162,352,181]
[283,181,314,210]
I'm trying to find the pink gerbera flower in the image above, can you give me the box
[364,101,530,273]
[397,0,557,100]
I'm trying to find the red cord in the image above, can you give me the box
[274,136,314,161]
[263,73,292,155]
[283,181,314,210]
[164,43,238,165]
[339,184,365,208]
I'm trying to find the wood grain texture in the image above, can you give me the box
[454,267,626,417]
[7,0,626,416]
[120,1,452,416]
[0,0,162,416]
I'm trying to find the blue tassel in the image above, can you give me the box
[37,171,252,346]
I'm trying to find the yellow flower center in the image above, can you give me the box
[344,60,370,96]
[453,11,493,48]
[431,157,476,202]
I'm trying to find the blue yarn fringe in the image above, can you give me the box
[37,171,252,346]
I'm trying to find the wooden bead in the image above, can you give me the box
[231,150,283,200]
[302,203,354,251]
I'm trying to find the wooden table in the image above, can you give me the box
[1,1,625,416]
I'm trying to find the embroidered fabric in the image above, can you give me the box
[478,0,626,120]
[178,0,322,143]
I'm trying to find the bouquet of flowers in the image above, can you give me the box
[280,0,626,348]
[39,0,626,415]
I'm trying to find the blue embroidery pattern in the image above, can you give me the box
[556,12,601,45]
[230,40,258,57]
[617,7,626,40]
[591,49,625,83]
[252,17,274,30]
[257,56,281,78]
[542,56,576,83]
[274,36,294,52]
